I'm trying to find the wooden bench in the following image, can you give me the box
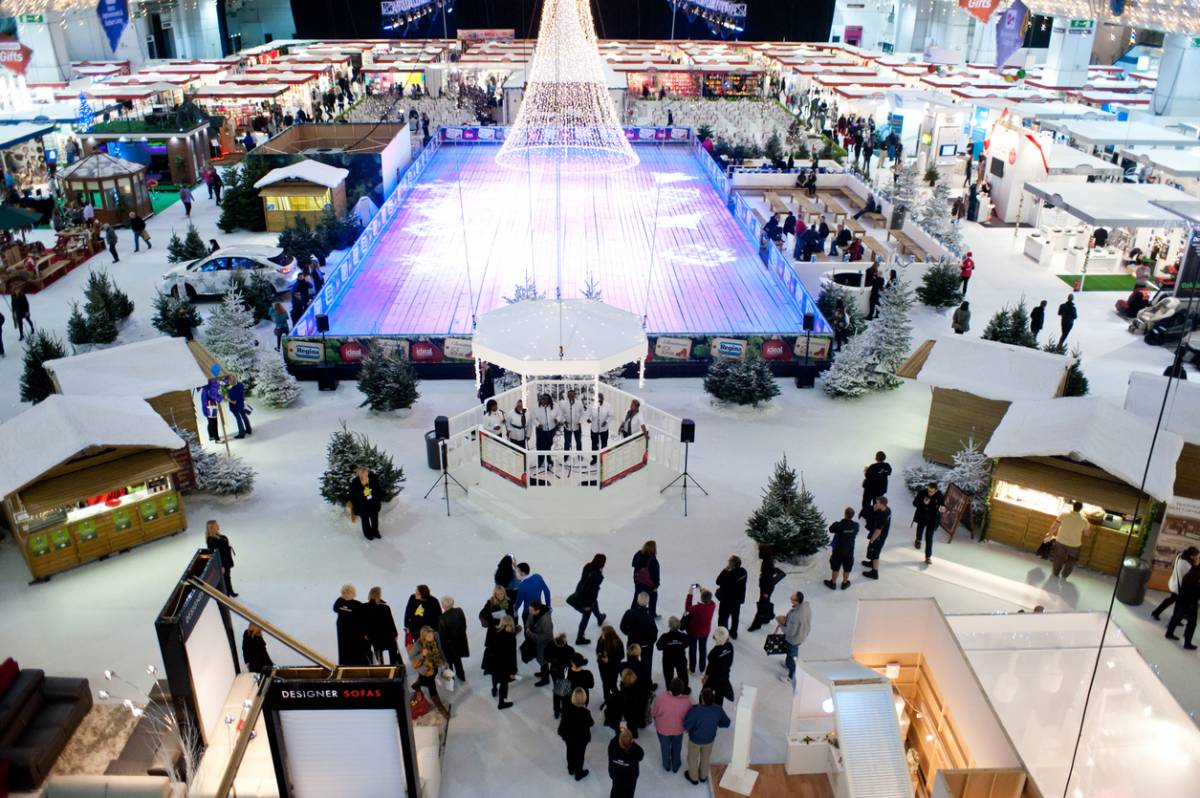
[888,229,929,260]
[767,192,791,216]
[817,192,850,225]
[862,212,887,226]
[844,215,865,235]
[860,234,891,263]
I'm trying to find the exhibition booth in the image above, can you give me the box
[1118,146,1200,191]
[982,397,1183,574]
[58,152,155,226]
[253,159,350,232]
[0,396,188,582]
[82,122,213,188]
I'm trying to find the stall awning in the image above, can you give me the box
[1118,146,1200,179]
[45,337,208,399]
[1021,181,1197,228]
[19,449,180,515]
[1047,147,1123,176]
[1042,119,1200,148]
[0,122,55,151]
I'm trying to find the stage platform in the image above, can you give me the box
[321,142,814,338]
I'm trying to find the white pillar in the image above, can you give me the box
[719,684,759,795]
[892,0,934,54]
[1041,17,1096,88]
[1152,34,1200,117]
[17,13,70,85]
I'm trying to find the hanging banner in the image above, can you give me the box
[959,0,1003,23]
[0,36,33,77]
[96,0,130,53]
[994,0,1030,68]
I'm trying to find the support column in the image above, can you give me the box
[1041,17,1096,88]
[891,0,934,54]
[16,13,70,85]
[1152,34,1200,116]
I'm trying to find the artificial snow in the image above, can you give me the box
[252,158,349,190]
[912,335,1070,402]
[1124,371,1200,445]
[43,336,207,399]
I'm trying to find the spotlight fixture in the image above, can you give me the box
[666,0,747,37]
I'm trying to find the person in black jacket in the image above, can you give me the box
[655,616,689,689]
[334,584,371,665]
[747,546,786,632]
[483,615,518,709]
[714,555,748,639]
[1030,300,1047,340]
[862,497,893,580]
[825,507,859,590]
[860,451,892,518]
[128,211,151,251]
[10,287,32,340]
[631,540,661,616]
[572,554,607,645]
[204,520,237,597]
[1166,558,1200,650]
[620,592,659,687]
[548,633,576,718]
[567,652,595,702]
[703,627,735,705]
[1058,293,1078,343]
[403,584,442,649]
[608,729,644,798]
[913,482,945,564]
[606,668,647,738]
[242,623,273,674]
[437,596,469,681]
[363,586,399,664]
[559,687,594,781]
[347,466,382,540]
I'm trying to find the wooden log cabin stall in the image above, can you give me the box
[897,336,1071,465]
[252,158,349,233]
[0,396,189,583]
[1123,372,1200,590]
[982,398,1183,576]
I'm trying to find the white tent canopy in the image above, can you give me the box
[984,397,1182,501]
[910,336,1069,402]
[473,299,647,376]
[44,337,207,399]
[1022,181,1197,228]
[0,395,184,499]
[1047,147,1123,176]
[254,158,349,190]
[1117,146,1200,179]
[1042,119,1200,148]
[1124,372,1200,446]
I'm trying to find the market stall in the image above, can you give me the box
[898,336,1070,466]
[82,121,212,187]
[0,123,55,200]
[253,158,349,232]
[982,397,1183,575]
[1117,146,1200,192]
[57,152,153,226]
[0,395,188,582]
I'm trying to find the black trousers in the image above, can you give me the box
[535,428,554,470]
[1167,600,1198,645]
[563,428,583,450]
[915,520,937,558]
[108,242,119,262]
[663,655,687,689]
[359,509,380,540]
[866,532,889,563]
[492,675,509,703]
[374,643,399,665]
[206,415,219,442]
[1061,321,1074,342]
[590,430,609,450]
[221,566,234,595]
[718,601,742,638]
[1153,592,1178,618]
[566,738,587,775]
[610,780,637,798]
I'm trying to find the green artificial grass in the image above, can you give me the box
[149,190,180,216]
[1057,273,1136,292]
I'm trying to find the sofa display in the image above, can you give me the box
[0,657,92,791]
[44,774,186,798]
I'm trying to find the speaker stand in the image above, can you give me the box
[660,440,706,516]
[423,439,467,516]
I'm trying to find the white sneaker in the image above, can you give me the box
[777,675,794,685]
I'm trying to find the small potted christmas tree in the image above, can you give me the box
[357,348,420,412]
[254,353,302,408]
[746,456,829,563]
[703,356,780,407]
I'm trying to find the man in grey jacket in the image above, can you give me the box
[777,592,812,684]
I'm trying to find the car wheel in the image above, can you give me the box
[185,284,198,302]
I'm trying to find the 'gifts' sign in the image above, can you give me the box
[0,37,33,77]
[959,0,1002,23]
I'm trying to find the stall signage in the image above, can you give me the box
[711,337,748,360]
[410,340,442,362]
[793,336,832,360]
[270,679,405,710]
[443,337,473,361]
[958,0,1002,24]
[1153,497,1200,582]
[654,336,692,360]
[458,28,516,42]
[0,37,33,77]
[760,338,790,360]
[286,339,324,363]
[96,0,130,53]
[994,0,1029,68]
[1068,19,1094,29]
[1174,227,1200,302]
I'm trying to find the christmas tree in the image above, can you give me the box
[316,206,364,253]
[818,283,866,334]
[981,301,1037,348]
[868,280,915,390]
[181,429,256,496]
[745,456,829,562]
[151,291,203,336]
[167,231,188,263]
[821,330,873,398]
[277,216,327,266]
[915,259,963,308]
[582,275,602,301]
[504,276,546,304]
[217,159,272,233]
[66,302,91,347]
[168,224,208,263]
[903,460,949,494]
[356,348,420,412]
[1043,338,1089,396]
[944,437,993,516]
[84,270,134,322]
[703,356,780,407]
[76,92,94,133]
[889,161,920,228]
[204,289,261,392]
[254,353,302,408]
[230,271,278,322]
[319,421,406,506]
[919,178,964,253]
[19,330,68,403]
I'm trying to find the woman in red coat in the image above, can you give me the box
[683,585,717,674]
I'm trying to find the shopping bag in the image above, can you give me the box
[553,677,572,697]
[409,687,431,720]
[565,592,585,612]
[763,633,789,656]
[520,635,538,663]
[438,668,456,693]
[1036,537,1055,558]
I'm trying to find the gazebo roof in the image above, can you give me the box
[58,152,145,180]
[473,299,647,376]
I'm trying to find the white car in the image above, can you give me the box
[162,246,296,299]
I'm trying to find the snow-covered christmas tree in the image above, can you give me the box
[944,436,993,516]
[76,92,94,133]
[821,329,873,398]
[504,276,546,304]
[582,275,602,301]
[254,353,301,408]
[356,348,420,412]
[867,280,915,390]
[890,161,920,226]
[704,356,780,407]
[746,456,829,561]
[204,289,260,392]
[919,177,963,252]
[181,429,256,496]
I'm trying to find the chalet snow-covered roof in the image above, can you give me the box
[253,158,349,190]
[44,337,208,399]
[899,336,1069,402]
[1124,371,1200,446]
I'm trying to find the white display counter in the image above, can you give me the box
[1023,233,1053,265]
[1064,245,1122,273]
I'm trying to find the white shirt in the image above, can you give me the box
[1169,554,1193,594]
[532,403,561,432]
[505,408,528,441]
[619,410,645,439]
[561,399,585,430]
[587,401,613,432]
[482,410,506,438]
[82,204,95,221]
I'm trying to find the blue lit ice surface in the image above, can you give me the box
[322,143,817,337]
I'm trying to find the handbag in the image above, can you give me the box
[409,687,431,720]
[438,668,456,693]
[634,566,654,588]
[1036,537,1055,558]
[565,592,585,612]
[553,677,571,697]
[519,635,538,663]
[763,632,789,656]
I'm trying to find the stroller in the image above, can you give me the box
[1129,295,1180,334]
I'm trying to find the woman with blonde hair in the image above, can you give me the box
[631,539,660,616]
[437,596,469,681]
[333,584,370,665]
[408,626,451,719]
[703,627,735,705]
[483,615,518,709]
[595,625,625,702]
[362,586,398,665]
[558,687,594,781]
[204,520,236,597]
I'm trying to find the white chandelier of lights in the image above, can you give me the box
[494,0,638,173]
[1020,0,1200,35]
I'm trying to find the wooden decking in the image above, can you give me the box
[710,764,835,798]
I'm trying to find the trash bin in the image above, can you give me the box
[1116,558,1152,606]
[425,430,443,471]
[794,358,818,389]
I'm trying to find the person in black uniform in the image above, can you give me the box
[860,451,892,519]
[714,555,748,639]
[1058,293,1078,343]
[363,586,400,665]
[861,497,892,580]
[655,616,689,690]
[824,508,859,590]
[608,728,644,798]
[242,623,273,674]
[1030,299,1047,340]
[913,482,945,564]
[204,519,237,596]
[559,687,594,781]
[347,465,382,540]
[333,584,371,665]
[747,546,786,632]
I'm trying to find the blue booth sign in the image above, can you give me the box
[96,0,129,53]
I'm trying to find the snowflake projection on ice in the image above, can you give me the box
[661,241,739,269]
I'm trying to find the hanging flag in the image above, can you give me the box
[96,0,130,53]
[994,0,1030,68]
[0,36,33,77]
[959,0,1003,24]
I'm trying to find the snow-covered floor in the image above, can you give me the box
[0,182,1193,797]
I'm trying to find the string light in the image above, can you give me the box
[1021,1,1200,34]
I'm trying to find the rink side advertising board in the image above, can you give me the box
[599,433,650,489]
[479,430,528,487]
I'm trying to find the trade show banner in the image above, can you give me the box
[0,36,32,76]
[96,0,129,53]
[1173,227,1200,303]
[994,0,1030,68]
[1152,497,1200,589]
[959,0,1003,23]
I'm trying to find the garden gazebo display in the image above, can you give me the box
[58,152,153,226]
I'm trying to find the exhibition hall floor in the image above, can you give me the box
[323,142,813,336]
[0,185,1192,797]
